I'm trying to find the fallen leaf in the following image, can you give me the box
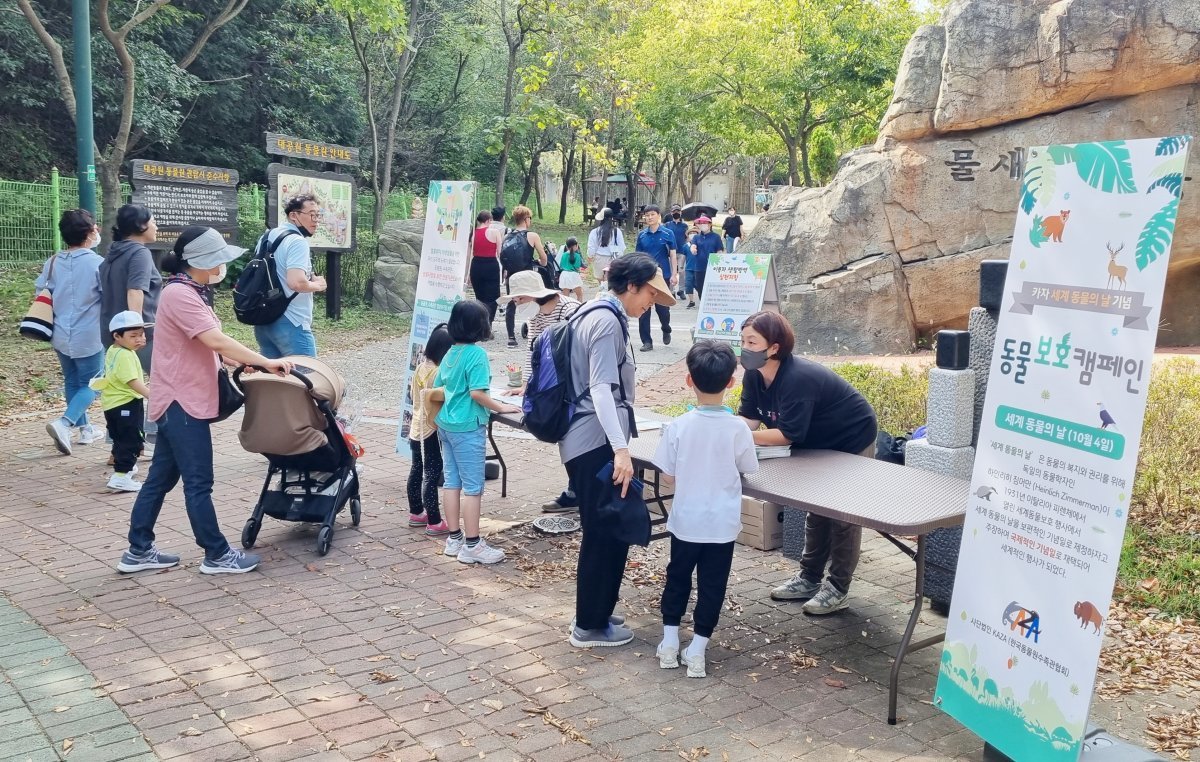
[305,563,320,573]
[832,666,852,674]
[370,671,399,684]
[181,727,202,737]
[53,706,70,713]
[823,678,847,689]
[481,699,504,711]
[62,739,73,755]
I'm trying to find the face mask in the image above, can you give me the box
[700,225,711,234]
[740,348,769,371]
[673,214,681,221]
[516,302,538,323]
[297,224,314,238]
[209,263,227,285]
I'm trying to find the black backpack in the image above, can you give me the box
[522,301,630,443]
[499,230,534,275]
[233,230,299,325]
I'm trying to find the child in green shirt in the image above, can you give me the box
[93,311,152,492]
[557,236,588,302]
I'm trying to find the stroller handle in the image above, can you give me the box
[232,365,315,391]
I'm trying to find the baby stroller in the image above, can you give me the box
[234,357,362,556]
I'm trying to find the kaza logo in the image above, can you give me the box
[1002,601,1042,643]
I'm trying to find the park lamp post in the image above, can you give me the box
[73,0,97,213]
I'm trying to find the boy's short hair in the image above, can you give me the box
[446,299,492,344]
[686,340,737,394]
[425,323,453,364]
[112,326,144,338]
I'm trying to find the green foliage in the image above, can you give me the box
[1135,198,1178,271]
[811,129,839,185]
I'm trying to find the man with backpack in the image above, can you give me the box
[252,195,327,358]
[499,205,548,348]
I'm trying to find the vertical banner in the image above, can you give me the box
[693,251,776,350]
[936,136,1191,760]
[395,181,476,449]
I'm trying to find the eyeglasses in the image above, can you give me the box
[298,209,323,219]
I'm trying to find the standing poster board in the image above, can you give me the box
[693,251,777,351]
[395,181,476,448]
[935,136,1192,761]
[266,164,356,252]
[129,160,239,250]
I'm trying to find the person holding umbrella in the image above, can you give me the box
[684,215,723,308]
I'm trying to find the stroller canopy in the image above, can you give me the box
[238,356,347,458]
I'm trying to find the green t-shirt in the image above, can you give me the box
[559,249,584,272]
[100,345,145,411]
[433,343,492,432]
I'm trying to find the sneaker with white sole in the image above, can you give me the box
[106,472,142,492]
[116,545,181,573]
[569,614,626,630]
[657,644,680,669]
[443,535,464,556]
[683,650,706,678]
[802,582,850,615]
[199,548,260,575]
[569,624,634,648]
[46,419,72,455]
[770,574,822,601]
[78,424,105,445]
[457,540,505,565]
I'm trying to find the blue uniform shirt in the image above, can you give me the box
[635,226,677,279]
[664,220,689,253]
[688,231,724,272]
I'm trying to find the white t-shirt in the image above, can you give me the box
[652,407,759,543]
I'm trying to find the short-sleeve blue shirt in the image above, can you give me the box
[269,223,314,329]
[433,343,492,432]
[635,226,677,278]
[664,220,689,252]
[688,231,724,271]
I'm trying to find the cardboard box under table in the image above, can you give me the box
[738,497,785,551]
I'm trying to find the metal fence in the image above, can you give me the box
[0,172,417,268]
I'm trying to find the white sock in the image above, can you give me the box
[660,625,679,650]
[684,635,709,659]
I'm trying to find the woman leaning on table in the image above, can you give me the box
[736,310,878,616]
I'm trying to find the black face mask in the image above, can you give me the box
[672,214,681,221]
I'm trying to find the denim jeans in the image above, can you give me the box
[724,236,737,253]
[254,318,317,359]
[127,402,230,560]
[439,426,486,496]
[55,350,103,427]
[684,269,706,299]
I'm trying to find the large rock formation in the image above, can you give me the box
[370,218,423,314]
[748,0,1200,353]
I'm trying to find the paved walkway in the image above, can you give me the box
[0,297,1158,761]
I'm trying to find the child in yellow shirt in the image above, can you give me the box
[94,311,151,492]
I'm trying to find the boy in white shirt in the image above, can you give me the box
[653,340,759,677]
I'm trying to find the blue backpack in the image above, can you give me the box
[523,301,628,443]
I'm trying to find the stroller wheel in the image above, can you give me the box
[241,518,259,549]
[316,525,333,556]
[350,498,362,527]
[521,323,528,339]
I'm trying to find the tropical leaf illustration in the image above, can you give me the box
[1028,216,1048,248]
[1136,198,1178,271]
[1073,141,1137,194]
[1147,173,1183,199]
[1155,135,1192,156]
[1046,145,1076,165]
[1020,150,1058,214]
[1150,155,1188,179]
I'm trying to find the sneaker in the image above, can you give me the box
[569,614,626,630]
[106,472,142,492]
[507,338,518,348]
[663,331,672,345]
[802,582,850,615]
[46,419,72,455]
[542,490,579,513]
[683,650,707,678]
[639,343,653,352]
[686,302,696,309]
[770,574,822,601]
[443,535,464,556]
[78,424,104,445]
[116,545,181,574]
[408,512,429,527]
[199,548,261,575]
[457,539,505,565]
[657,644,680,669]
[570,624,634,648]
[425,520,451,537]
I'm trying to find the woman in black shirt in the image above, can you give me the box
[737,311,877,615]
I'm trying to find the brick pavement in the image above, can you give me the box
[0,353,1152,761]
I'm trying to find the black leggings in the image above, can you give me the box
[407,435,443,524]
[471,257,501,323]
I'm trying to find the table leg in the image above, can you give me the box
[889,533,941,725]
[486,420,508,498]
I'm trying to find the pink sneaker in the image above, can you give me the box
[425,520,450,536]
[408,512,429,527]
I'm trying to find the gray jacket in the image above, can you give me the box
[99,240,161,355]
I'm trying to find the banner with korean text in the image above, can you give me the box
[693,251,776,351]
[395,181,476,449]
[935,136,1192,760]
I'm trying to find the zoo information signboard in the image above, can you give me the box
[935,136,1192,761]
[395,180,476,447]
[129,160,239,250]
[692,251,777,350]
[266,164,357,252]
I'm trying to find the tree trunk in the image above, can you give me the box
[496,46,519,200]
[98,159,122,251]
[799,130,813,187]
[786,140,802,186]
[579,150,588,223]
[558,142,575,224]
[519,149,540,205]
[533,172,542,219]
